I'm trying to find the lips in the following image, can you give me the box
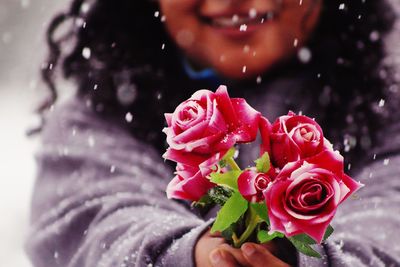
[200,11,276,29]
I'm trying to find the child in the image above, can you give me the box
[26,0,400,266]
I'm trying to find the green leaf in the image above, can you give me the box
[210,171,242,190]
[323,225,334,241]
[291,234,317,245]
[255,152,271,173]
[211,192,248,233]
[257,230,284,243]
[291,225,334,245]
[288,237,322,258]
[250,203,270,225]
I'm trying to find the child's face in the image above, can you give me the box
[159,0,321,79]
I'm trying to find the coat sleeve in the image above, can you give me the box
[25,97,212,267]
[298,125,400,267]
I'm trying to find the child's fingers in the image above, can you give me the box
[217,244,252,267]
[241,243,290,267]
[209,247,242,267]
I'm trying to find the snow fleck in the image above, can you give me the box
[336,240,344,250]
[117,83,137,106]
[293,38,298,47]
[339,3,345,10]
[297,47,312,63]
[21,0,30,8]
[373,154,376,160]
[256,76,262,84]
[249,8,257,18]
[347,163,351,171]
[383,158,390,166]
[240,24,247,32]
[378,99,385,107]
[110,165,116,173]
[242,66,247,73]
[154,11,160,18]
[82,47,91,59]
[234,149,239,159]
[88,136,95,147]
[125,112,133,123]
[379,69,388,79]
[161,43,165,50]
[156,92,162,100]
[80,3,90,13]
[345,115,353,124]
[93,84,98,90]
[219,55,226,62]
[54,251,59,259]
[161,15,166,22]
[389,84,398,93]
[243,45,250,53]
[232,15,239,23]
[343,135,357,152]
[75,18,85,28]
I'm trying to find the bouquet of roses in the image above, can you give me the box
[163,85,363,257]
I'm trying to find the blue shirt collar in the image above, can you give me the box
[182,57,222,86]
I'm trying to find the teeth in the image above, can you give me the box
[210,12,275,28]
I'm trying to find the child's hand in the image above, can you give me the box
[195,230,290,267]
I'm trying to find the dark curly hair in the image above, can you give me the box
[40,0,397,163]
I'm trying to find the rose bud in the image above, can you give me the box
[238,169,272,202]
[264,150,363,243]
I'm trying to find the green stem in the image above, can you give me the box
[233,206,260,248]
[226,157,241,171]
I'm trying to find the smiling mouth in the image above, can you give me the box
[200,11,277,29]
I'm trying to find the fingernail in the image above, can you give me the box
[242,243,256,256]
[210,250,222,264]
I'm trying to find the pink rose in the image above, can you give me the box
[264,150,363,243]
[238,169,272,203]
[163,148,227,177]
[266,112,332,168]
[166,163,215,201]
[164,85,260,155]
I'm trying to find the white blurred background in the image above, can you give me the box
[0,1,67,266]
[0,1,399,267]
